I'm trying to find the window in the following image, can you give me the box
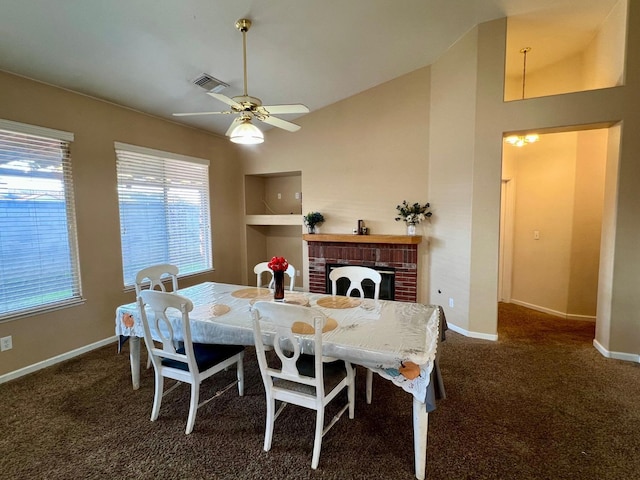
[0,119,81,320]
[115,143,212,287]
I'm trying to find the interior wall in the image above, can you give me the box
[265,226,303,289]
[595,125,621,351]
[520,54,586,99]
[240,66,432,302]
[263,175,302,215]
[428,28,479,332]
[568,129,607,316]
[583,0,628,89]
[0,71,244,376]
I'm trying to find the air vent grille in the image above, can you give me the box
[192,73,229,93]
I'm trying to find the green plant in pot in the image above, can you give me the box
[303,211,324,234]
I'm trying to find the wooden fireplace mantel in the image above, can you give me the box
[302,233,422,245]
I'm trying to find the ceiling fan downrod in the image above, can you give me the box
[235,19,252,98]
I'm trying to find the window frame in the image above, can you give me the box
[0,119,83,322]
[114,142,213,289]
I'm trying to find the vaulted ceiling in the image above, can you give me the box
[0,0,620,137]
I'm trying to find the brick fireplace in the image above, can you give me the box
[303,234,422,302]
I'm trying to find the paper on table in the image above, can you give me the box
[316,296,361,309]
[291,317,338,334]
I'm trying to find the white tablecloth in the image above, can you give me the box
[116,282,442,405]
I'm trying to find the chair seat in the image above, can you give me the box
[296,353,347,378]
[162,343,245,372]
[273,354,348,394]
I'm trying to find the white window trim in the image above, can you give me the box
[0,119,74,142]
[114,142,209,166]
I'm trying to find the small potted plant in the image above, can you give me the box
[395,201,432,235]
[303,211,325,234]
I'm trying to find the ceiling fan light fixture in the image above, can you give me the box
[230,118,264,145]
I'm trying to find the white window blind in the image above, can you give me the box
[0,120,82,320]
[115,143,212,287]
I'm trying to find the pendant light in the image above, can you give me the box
[505,47,539,147]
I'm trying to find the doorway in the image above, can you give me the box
[499,127,613,322]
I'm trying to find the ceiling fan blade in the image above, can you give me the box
[225,117,243,137]
[207,92,243,109]
[258,115,301,132]
[260,104,309,115]
[172,111,232,117]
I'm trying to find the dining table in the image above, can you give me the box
[115,281,445,480]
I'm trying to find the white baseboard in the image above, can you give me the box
[593,339,640,363]
[446,322,498,341]
[510,299,596,322]
[0,336,118,385]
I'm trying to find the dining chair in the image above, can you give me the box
[254,261,296,291]
[138,290,245,434]
[134,263,179,296]
[329,265,382,404]
[135,264,180,369]
[251,300,354,469]
[329,265,381,301]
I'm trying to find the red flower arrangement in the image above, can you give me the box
[267,256,289,272]
[268,256,288,301]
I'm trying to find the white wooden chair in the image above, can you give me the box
[138,290,245,434]
[329,265,382,404]
[134,263,179,296]
[329,265,381,301]
[251,301,355,469]
[135,264,180,369]
[254,261,296,291]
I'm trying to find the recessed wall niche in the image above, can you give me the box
[504,0,627,101]
[244,171,302,215]
[244,171,303,289]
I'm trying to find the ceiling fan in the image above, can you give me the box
[173,19,309,144]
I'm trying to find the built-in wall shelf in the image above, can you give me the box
[303,234,422,245]
[245,215,302,226]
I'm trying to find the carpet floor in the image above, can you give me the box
[1,302,639,479]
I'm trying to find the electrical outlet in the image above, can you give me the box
[277,193,282,200]
[449,298,454,308]
[295,192,301,200]
[296,270,301,276]
[1,335,12,351]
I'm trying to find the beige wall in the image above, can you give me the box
[568,129,607,316]
[584,0,628,89]
[0,71,244,376]
[240,66,432,301]
[428,28,479,332]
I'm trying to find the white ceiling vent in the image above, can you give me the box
[192,73,229,93]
